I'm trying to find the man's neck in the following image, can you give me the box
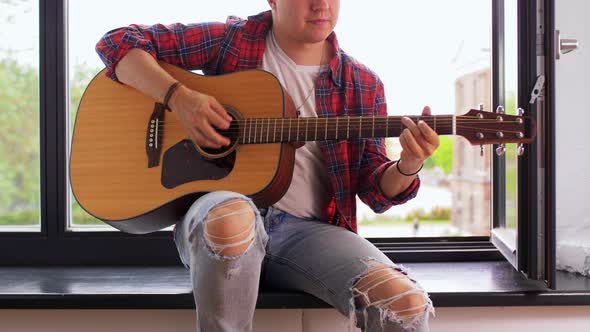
[271,29,330,66]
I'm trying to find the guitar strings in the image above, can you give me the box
[156,115,522,123]
[154,119,525,127]
[152,120,526,132]
[147,124,525,134]
[138,116,529,140]
[154,120,524,127]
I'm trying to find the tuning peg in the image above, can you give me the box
[496,144,506,156]
[479,103,484,111]
[518,107,525,116]
[517,143,525,156]
[480,145,484,157]
[496,106,505,114]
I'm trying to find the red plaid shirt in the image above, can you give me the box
[96,11,420,233]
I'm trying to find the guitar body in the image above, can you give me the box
[70,62,296,234]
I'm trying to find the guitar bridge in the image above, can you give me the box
[146,103,166,168]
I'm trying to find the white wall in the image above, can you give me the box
[0,307,589,332]
[555,1,590,228]
[554,0,590,275]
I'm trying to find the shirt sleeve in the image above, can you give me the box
[357,79,420,213]
[95,21,227,82]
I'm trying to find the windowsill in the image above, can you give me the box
[1,261,589,309]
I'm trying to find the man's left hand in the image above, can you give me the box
[398,106,440,174]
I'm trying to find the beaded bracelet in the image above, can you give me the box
[395,159,423,176]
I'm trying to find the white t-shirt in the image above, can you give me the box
[261,31,331,220]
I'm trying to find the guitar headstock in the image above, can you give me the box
[457,108,536,146]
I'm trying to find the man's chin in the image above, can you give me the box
[304,31,333,43]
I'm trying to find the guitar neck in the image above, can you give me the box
[236,115,455,144]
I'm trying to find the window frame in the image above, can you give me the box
[0,0,547,267]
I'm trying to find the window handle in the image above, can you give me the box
[556,30,579,60]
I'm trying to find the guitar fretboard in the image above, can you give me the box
[234,115,455,144]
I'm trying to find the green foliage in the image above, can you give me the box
[0,58,40,219]
[0,52,102,226]
[404,206,450,221]
[505,91,518,227]
[0,209,38,225]
[423,136,453,175]
[357,207,451,226]
[430,206,451,220]
[386,131,453,175]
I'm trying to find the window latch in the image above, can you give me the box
[529,75,545,104]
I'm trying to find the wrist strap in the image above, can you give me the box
[395,160,423,176]
[162,81,183,111]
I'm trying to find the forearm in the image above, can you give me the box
[114,48,179,103]
[379,159,422,198]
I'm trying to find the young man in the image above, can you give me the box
[96,1,438,331]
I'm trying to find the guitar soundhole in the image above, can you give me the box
[199,118,241,158]
[161,139,236,189]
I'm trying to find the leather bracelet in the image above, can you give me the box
[395,159,423,176]
[162,81,183,111]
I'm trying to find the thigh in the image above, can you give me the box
[261,210,408,317]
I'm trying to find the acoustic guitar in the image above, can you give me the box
[70,62,536,234]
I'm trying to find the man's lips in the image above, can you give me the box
[308,19,330,25]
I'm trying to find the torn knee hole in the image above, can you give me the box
[352,262,430,328]
[204,199,256,257]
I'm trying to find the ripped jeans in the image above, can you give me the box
[174,191,435,332]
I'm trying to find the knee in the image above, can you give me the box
[203,198,257,257]
[352,262,431,324]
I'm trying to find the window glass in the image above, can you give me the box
[0,0,40,232]
[68,1,493,238]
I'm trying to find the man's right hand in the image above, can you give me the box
[168,86,233,149]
